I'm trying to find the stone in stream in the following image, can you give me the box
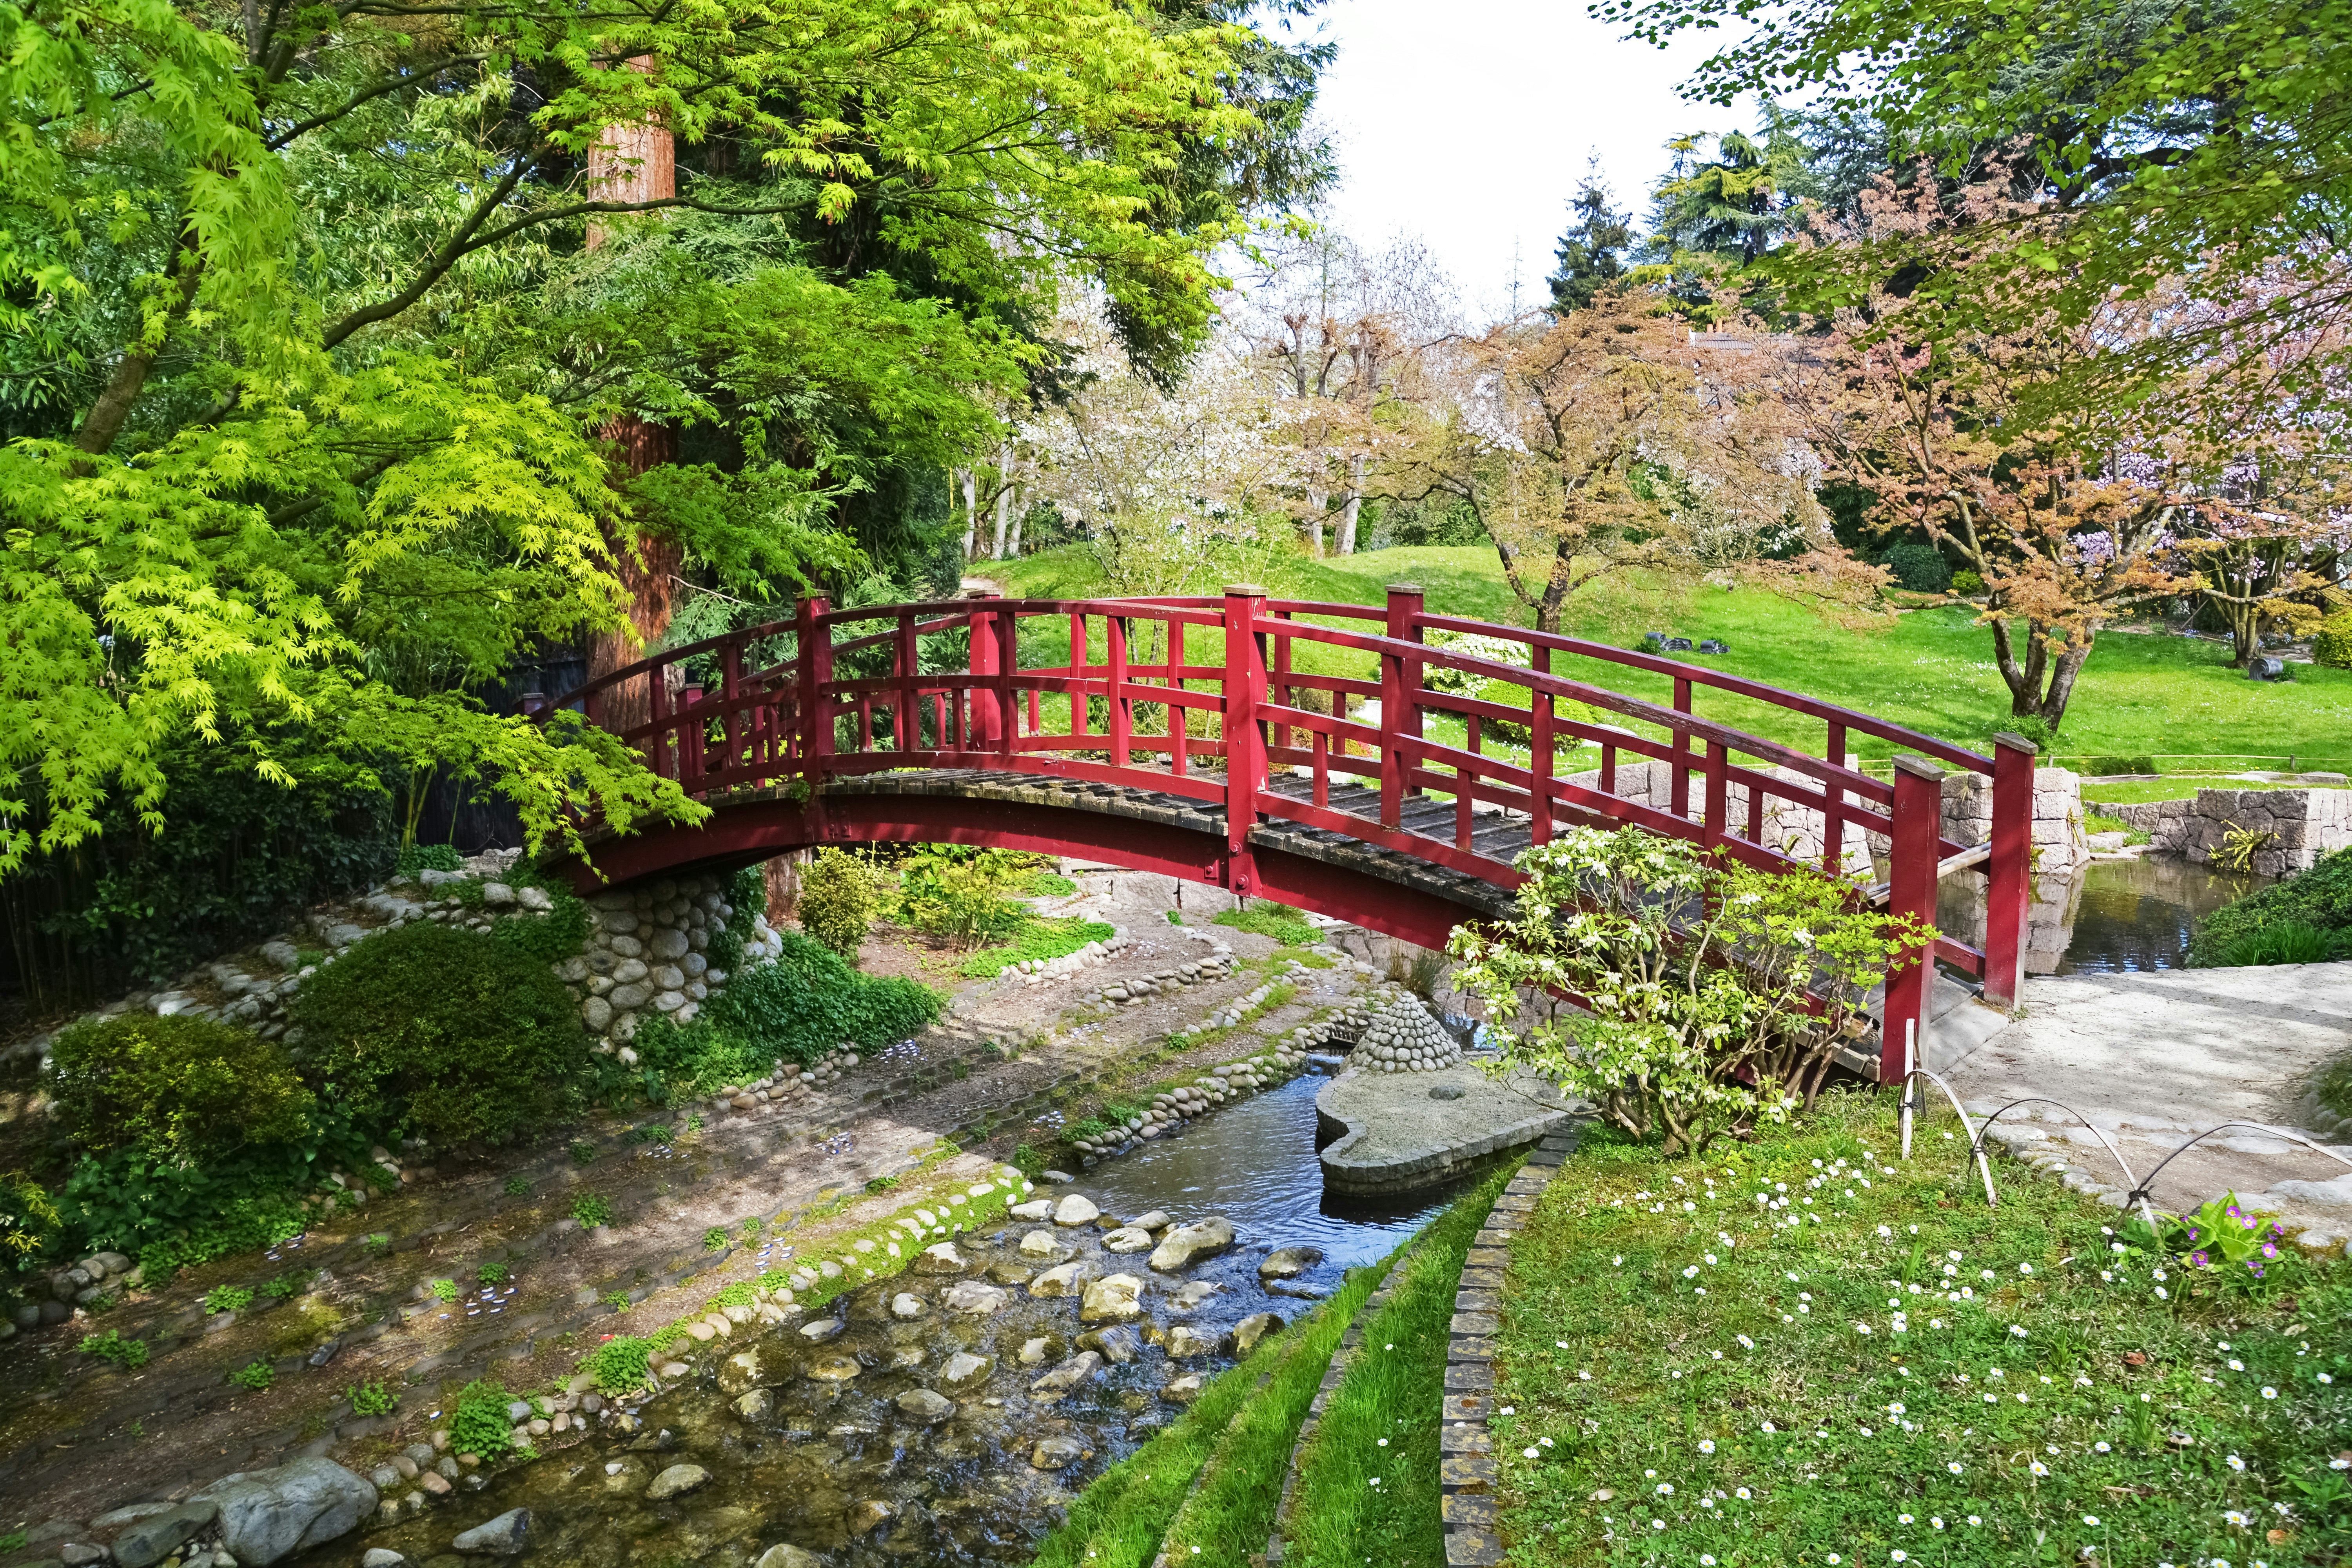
[362,1551,410,1568]
[754,1548,824,1568]
[717,1349,772,1395]
[798,1317,845,1342]
[1148,1216,1238,1273]
[1017,1229,1062,1258]
[1053,1193,1101,1227]
[1010,1199,1054,1221]
[112,1503,219,1568]
[191,1457,377,1565]
[911,1241,968,1276]
[1169,1279,1222,1312]
[889,1291,927,1319]
[895,1388,957,1425]
[1258,1245,1323,1280]
[943,1280,1011,1316]
[1029,1350,1103,1398]
[1018,1334,1067,1366]
[733,1388,774,1422]
[1161,1373,1205,1405]
[646,1465,710,1501]
[805,1353,864,1383]
[985,1261,1035,1287]
[1077,1325,1140,1364]
[940,1351,996,1392]
[1031,1436,1092,1470]
[1163,1325,1213,1358]
[850,1500,895,1536]
[1078,1273,1145,1323]
[1029,1261,1094,1298]
[1227,1312,1285,1355]
[1101,1226,1154,1253]
[452,1507,533,1553]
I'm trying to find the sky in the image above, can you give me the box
[1303,0,1759,322]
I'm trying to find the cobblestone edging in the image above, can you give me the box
[1438,1122,1583,1568]
[1262,1226,1436,1564]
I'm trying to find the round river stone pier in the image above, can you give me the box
[1314,1054,1575,1196]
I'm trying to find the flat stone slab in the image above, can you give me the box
[1943,962,2352,1236]
[1316,1061,1573,1196]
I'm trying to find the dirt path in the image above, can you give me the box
[0,866,1390,1552]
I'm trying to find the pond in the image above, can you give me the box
[315,1067,1463,1568]
[1937,853,2267,977]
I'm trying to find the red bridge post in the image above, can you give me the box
[1883,754,1944,1080]
[1381,583,1424,828]
[1982,733,2036,1009]
[1224,584,1267,894]
[795,593,832,777]
[965,587,1000,750]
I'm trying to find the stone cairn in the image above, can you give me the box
[1351,993,1463,1074]
[560,872,784,1058]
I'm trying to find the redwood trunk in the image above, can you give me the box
[584,58,679,736]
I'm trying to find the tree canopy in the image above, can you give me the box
[1,0,1327,873]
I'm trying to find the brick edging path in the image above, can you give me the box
[1439,1122,1582,1567]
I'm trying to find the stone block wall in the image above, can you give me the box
[1937,766,2087,875]
[561,873,784,1058]
[2109,788,2352,875]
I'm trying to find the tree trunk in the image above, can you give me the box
[1006,481,1024,558]
[1336,453,1366,555]
[2036,636,2096,733]
[1303,487,1326,559]
[991,443,1014,559]
[582,57,679,737]
[75,228,205,458]
[958,467,978,561]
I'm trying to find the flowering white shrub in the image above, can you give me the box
[1448,826,1933,1154]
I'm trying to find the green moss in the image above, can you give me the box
[1212,903,1318,947]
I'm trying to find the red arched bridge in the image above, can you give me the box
[540,586,2035,1079]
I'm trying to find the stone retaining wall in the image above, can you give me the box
[2108,788,2352,876]
[565,873,783,1056]
[1937,765,2087,873]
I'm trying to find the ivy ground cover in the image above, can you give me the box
[1492,1095,2351,1568]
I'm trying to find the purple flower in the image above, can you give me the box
[2259,1243,2278,1260]
[2190,1250,2210,1268]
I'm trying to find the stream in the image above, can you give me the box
[1938,853,2268,976]
[319,1069,1469,1568]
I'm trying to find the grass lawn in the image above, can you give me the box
[1281,1163,1514,1568]
[2081,779,2340,807]
[996,545,2352,769]
[1489,1093,2352,1566]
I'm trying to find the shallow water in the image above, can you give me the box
[1938,854,2267,977]
[318,1067,1457,1567]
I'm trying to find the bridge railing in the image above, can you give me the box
[545,583,2034,1074]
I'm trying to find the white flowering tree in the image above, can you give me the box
[1448,828,1933,1156]
[1022,312,1307,598]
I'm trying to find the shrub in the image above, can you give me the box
[1880,539,1952,593]
[347,1378,398,1416]
[46,1014,313,1161]
[290,920,589,1148]
[797,848,879,960]
[701,929,940,1068]
[890,846,1034,947]
[431,1278,459,1302]
[202,1285,254,1315]
[395,843,462,877]
[572,1194,613,1229]
[229,1359,274,1391]
[2190,848,2352,965]
[484,867,589,966]
[1950,568,1985,595]
[2216,920,2345,967]
[0,1173,62,1271]
[477,1262,509,1285]
[79,1328,149,1370]
[448,1377,514,1459]
[957,916,1115,978]
[581,1335,653,1396]
[2069,753,2158,776]
[1450,827,1933,1154]
[2315,610,2352,671]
